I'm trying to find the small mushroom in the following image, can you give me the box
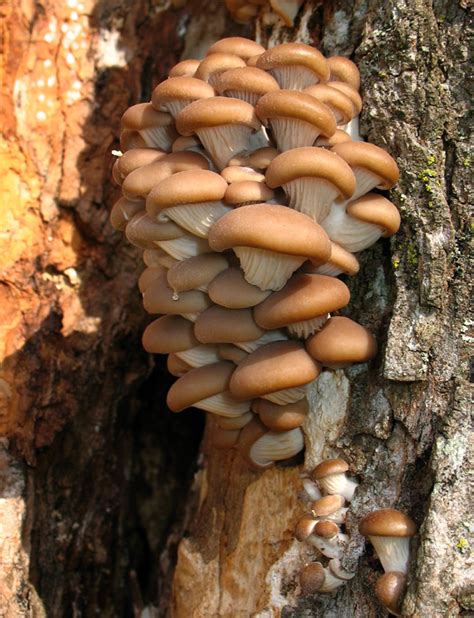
[109,197,144,231]
[208,267,271,309]
[327,56,361,91]
[194,306,265,344]
[221,166,266,184]
[167,353,193,377]
[151,77,215,119]
[214,67,279,106]
[168,59,200,78]
[167,253,229,294]
[311,495,347,523]
[299,562,325,595]
[125,211,183,250]
[311,458,358,502]
[206,37,266,61]
[138,266,166,294]
[252,397,309,431]
[142,271,211,321]
[121,102,177,151]
[305,241,360,277]
[257,43,330,90]
[315,129,352,148]
[234,329,289,355]
[304,83,356,127]
[237,417,304,469]
[217,343,249,365]
[113,148,167,185]
[195,53,247,88]
[374,571,407,616]
[224,180,275,207]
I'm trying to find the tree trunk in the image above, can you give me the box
[0,0,471,617]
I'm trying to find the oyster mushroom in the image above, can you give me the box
[311,458,358,502]
[151,77,215,119]
[121,102,177,151]
[214,67,279,106]
[257,42,330,90]
[206,37,265,61]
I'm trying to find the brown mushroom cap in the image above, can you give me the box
[224,180,274,205]
[110,197,144,231]
[265,147,355,200]
[314,520,340,539]
[167,253,229,293]
[306,241,360,277]
[125,212,184,248]
[359,509,417,538]
[215,410,253,429]
[142,272,212,315]
[167,361,235,412]
[247,147,279,169]
[375,572,407,616]
[142,315,199,354]
[328,81,363,114]
[138,266,165,294]
[171,135,202,153]
[221,166,266,184]
[208,267,271,308]
[304,83,356,124]
[306,316,377,368]
[294,515,318,541]
[312,458,349,480]
[316,129,352,148]
[299,562,325,595]
[311,495,345,517]
[332,142,400,189]
[194,53,247,85]
[257,43,330,83]
[346,193,401,237]
[120,129,148,151]
[327,56,361,90]
[214,67,280,98]
[115,149,167,183]
[167,353,193,376]
[151,77,215,113]
[176,96,261,135]
[207,37,265,61]
[254,273,350,330]
[208,203,331,261]
[229,341,321,400]
[194,306,265,344]
[168,59,200,78]
[236,416,269,468]
[252,397,309,431]
[218,343,249,365]
[256,90,336,137]
[121,103,175,131]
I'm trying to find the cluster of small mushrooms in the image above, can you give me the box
[298,460,416,614]
[225,0,304,26]
[111,36,400,469]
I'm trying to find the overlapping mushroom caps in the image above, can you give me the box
[110,36,400,472]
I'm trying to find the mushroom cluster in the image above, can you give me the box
[225,0,304,27]
[297,459,358,594]
[110,37,399,469]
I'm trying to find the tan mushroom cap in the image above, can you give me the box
[300,562,325,595]
[218,343,249,365]
[304,83,355,124]
[167,353,193,376]
[327,56,361,90]
[120,129,148,151]
[195,306,265,344]
[257,43,330,83]
[312,458,349,480]
[307,241,360,276]
[224,180,274,205]
[214,67,280,97]
[252,397,309,431]
[142,247,178,269]
[167,253,229,293]
[142,315,199,354]
[311,495,345,517]
[176,96,261,135]
[246,54,261,67]
[168,59,200,78]
[138,266,165,294]
[248,147,279,169]
[146,169,228,217]
[115,149,167,183]
[254,273,350,330]
[110,197,143,231]
[208,267,271,309]
[314,520,340,538]
[171,135,202,153]
[359,509,417,538]
[207,37,266,61]
[236,416,269,468]
[221,166,266,184]
[375,572,407,616]
[208,203,331,262]
[151,77,215,111]
[194,53,246,84]
[327,81,363,115]
[306,316,377,368]
[265,147,356,199]
[347,193,401,237]
[121,102,175,131]
[230,341,321,400]
[316,129,352,148]
[295,515,318,541]
[125,212,184,248]
[167,361,235,412]
[256,90,336,137]
[332,142,400,189]
[142,272,212,315]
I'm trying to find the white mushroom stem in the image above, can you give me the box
[284,178,340,223]
[340,115,362,141]
[317,473,359,502]
[328,559,356,581]
[319,567,347,593]
[268,118,323,151]
[175,345,221,368]
[249,427,304,467]
[322,202,383,253]
[302,478,322,501]
[196,125,256,170]
[158,202,232,238]
[262,385,307,405]
[368,536,411,574]
[194,391,252,418]
[155,235,211,261]
[234,246,305,291]
[287,314,329,340]
[269,66,320,90]
[140,126,175,151]
[307,532,349,560]
[235,329,288,353]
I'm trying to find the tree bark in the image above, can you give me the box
[0,0,471,617]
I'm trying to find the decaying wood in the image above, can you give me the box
[0,0,471,616]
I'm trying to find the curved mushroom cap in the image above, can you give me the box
[110,197,144,231]
[171,135,202,153]
[306,316,377,368]
[176,96,260,135]
[142,315,199,354]
[167,353,193,377]
[359,509,417,538]
[316,129,352,148]
[168,59,200,78]
[252,397,309,431]
[167,253,229,294]
[221,166,266,184]
[347,193,401,237]
[208,203,331,261]
[138,266,166,293]
[375,572,407,616]
[307,241,360,276]
[312,458,349,480]
[254,273,350,330]
[256,90,336,136]
[142,272,212,315]
[265,147,355,200]
[125,212,184,248]
[257,43,330,85]
[146,169,228,217]
[332,142,400,190]
[167,361,235,411]
[314,520,340,539]
[224,180,274,205]
[229,341,321,400]
[151,77,215,114]
[299,562,325,595]
[304,83,356,124]
[206,37,265,61]
[142,247,178,269]
[120,129,148,151]
[214,67,279,99]
[218,343,249,365]
[194,306,265,344]
[248,146,279,169]
[327,56,361,90]
[311,494,345,517]
[115,149,167,184]
[121,103,175,131]
[208,267,271,309]
[246,54,261,67]
[194,53,246,85]
[327,81,363,114]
